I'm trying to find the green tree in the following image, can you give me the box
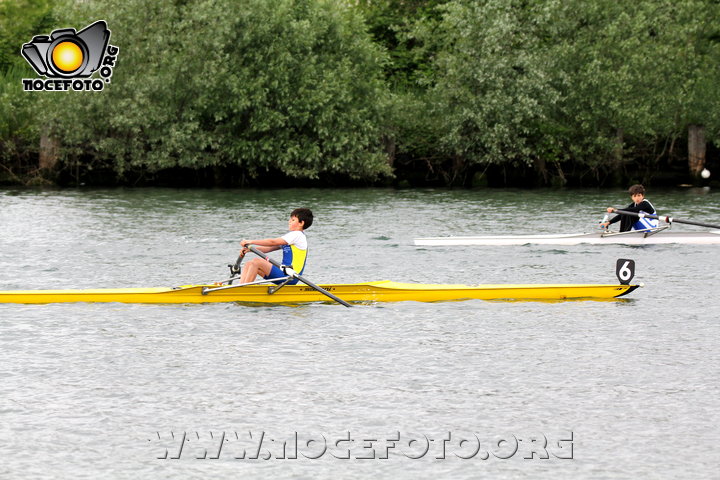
[420,0,562,183]
[413,0,720,185]
[354,0,448,89]
[0,0,55,71]
[550,0,720,181]
[38,0,392,182]
[0,0,56,182]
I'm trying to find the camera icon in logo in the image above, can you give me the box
[21,20,110,78]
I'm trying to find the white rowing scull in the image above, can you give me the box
[415,211,720,246]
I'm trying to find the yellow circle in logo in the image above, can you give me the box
[52,41,83,73]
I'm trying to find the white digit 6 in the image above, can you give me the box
[618,261,632,281]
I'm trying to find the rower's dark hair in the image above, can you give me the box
[628,184,645,195]
[291,208,313,229]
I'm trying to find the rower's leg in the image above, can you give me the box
[240,258,273,283]
[620,216,634,232]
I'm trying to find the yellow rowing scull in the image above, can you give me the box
[0,281,639,305]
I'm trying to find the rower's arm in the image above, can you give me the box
[240,237,287,253]
[606,210,621,224]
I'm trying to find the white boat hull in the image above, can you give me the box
[414,230,720,246]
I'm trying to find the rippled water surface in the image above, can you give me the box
[1,187,718,479]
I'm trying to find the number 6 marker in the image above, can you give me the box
[615,259,635,285]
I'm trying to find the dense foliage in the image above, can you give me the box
[1,0,719,187]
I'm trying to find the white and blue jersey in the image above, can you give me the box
[632,201,659,231]
[264,230,308,285]
[608,199,658,232]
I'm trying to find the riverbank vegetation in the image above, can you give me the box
[1,0,719,187]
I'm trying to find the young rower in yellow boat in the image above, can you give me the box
[601,184,658,232]
[239,208,313,285]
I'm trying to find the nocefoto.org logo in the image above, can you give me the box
[21,20,119,92]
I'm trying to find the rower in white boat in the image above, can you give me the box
[600,184,659,233]
[414,186,720,246]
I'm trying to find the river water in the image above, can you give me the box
[1,187,718,479]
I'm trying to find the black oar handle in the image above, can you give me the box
[229,251,245,275]
[246,245,352,307]
[613,209,720,230]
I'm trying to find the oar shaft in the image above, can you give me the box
[247,245,352,307]
[614,209,720,230]
[667,218,720,229]
[293,273,353,307]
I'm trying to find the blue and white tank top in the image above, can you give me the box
[280,231,308,274]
